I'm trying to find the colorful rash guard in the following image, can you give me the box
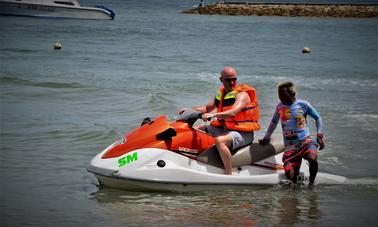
[263,99,323,146]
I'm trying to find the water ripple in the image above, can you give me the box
[0,76,83,89]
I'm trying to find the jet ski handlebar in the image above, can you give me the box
[177,110,205,127]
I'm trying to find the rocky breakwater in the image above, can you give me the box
[183,3,378,18]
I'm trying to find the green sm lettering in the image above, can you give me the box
[118,152,138,167]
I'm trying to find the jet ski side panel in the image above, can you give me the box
[232,134,284,166]
[197,134,284,168]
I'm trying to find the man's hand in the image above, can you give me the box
[258,138,271,145]
[178,108,188,115]
[202,113,215,121]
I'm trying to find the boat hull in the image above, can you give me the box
[0,2,114,20]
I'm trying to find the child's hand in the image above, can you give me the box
[258,138,270,145]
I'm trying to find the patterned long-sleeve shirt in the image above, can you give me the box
[263,99,323,146]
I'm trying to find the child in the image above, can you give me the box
[259,81,325,185]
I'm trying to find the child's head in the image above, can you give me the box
[278,81,296,105]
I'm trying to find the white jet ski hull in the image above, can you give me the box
[88,144,347,192]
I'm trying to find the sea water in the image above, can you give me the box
[1,0,377,226]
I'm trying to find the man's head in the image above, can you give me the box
[220,66,237,91]
[278,81,296,105]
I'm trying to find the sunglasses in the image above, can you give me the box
[224,78,237,83]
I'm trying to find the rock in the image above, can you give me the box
[182,3,378,18]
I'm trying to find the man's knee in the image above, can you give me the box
[215,135,232,147]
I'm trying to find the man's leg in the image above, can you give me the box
[215,134,233,175]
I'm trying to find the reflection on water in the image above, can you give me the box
[273,189,320,227]
[90,185,320,227]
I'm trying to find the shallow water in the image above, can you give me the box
[1,0,378,226]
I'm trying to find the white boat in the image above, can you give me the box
[0,0,115,20]
[87,111,348,192]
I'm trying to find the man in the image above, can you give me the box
[259,81,325,185]
[185,66,260,175]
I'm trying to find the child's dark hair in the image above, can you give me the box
[278,81,296,97]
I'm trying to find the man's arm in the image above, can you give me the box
[202,92,249,120]
[179,99,216,115]
[193,98,216,113]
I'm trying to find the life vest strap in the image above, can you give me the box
[224,119,259,123]
[242,106,256,111]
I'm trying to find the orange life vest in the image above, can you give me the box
[210,83,260,132]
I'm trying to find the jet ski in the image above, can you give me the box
[87,110,347,192]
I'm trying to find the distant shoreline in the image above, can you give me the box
[183,2,378,17]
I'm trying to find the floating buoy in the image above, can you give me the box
[54,42,62,50]
[302,47,311,53]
